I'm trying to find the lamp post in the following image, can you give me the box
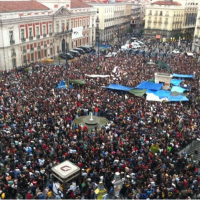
[96,17,100,70]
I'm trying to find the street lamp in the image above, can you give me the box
[96,17,100,70]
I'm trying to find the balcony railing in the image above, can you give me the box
[55,30,72,36]
[87,25,89,28]
[21,38,26,42]
[43,34,46,37]
[44,44,47,48]
[10,40,15,45]
[37,46,41,50]
[83,26,86,29]
[36,35,40,39]
[49,32,52,36]
[29,36,33,40]
[23,49,27,53]
[50,42,53,46]
[12,52,16,57]
[92,24,94,27]
[30,48,34,52]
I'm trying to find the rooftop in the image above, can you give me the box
[152,1,181,6]
[0,1,49,13]
[71,0,92,8]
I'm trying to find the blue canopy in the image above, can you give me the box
[171,86,186,93]
[136,81,163,91]
[170,79,182,86]
[168,95,189,102]
[57,80,67,89]
[146,90,171,99]
[105,84,133,91]
[173,74,194,78]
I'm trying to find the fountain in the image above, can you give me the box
[72,112,109,132]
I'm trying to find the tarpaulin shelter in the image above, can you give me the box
[146,90,171,99]
[105,84,133,91]
[173,74,194,79]
[57,80,67,89]
[136,81,163,91]
[171,86,186,93]
[168,96,189,102]
[170,79,182,86]
[128,89,147,97]
[69,80,86,85]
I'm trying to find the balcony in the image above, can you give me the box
[44,44,47,48]
[12,52,16,57]
[21,38,26,42]
[158,21,162,24]
[50,42,53,46]
[87,25,89,28]
[49,32,52,36]
[43,34,46,38]
[37,46,41,50]
[30,48,34,52]
[147,20,152,23]
[83,26,85,29]
[54,29,72,36]
[23,49,27,54]
[36,35,40,39]
[29,36,33,40]
[153,21,157,24]
[164,21,168,24]
[10,40,15,45]
[92,24,94,27]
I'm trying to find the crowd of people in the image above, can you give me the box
[0,39,200,199]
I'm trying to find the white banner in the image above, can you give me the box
[72,27,83,39]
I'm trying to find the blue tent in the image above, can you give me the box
[57,80,67,89]
[171,86,186,93]
[168,96,189,102]
[105,84,133,91]
[136,81,163,91]
[170,79,182,86]
[146,90,171,99]
[173,74,194,79]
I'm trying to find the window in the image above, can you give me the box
[56,23,59,33]
[62,23,65,32]
[31,53,34,62]
[75,21,78,28]
[9,31,13,41]
[49,24,52,33]
[87,37,88,43]
[30,44,34,51]
[66,21,69,30]
[72,41,73,48]
[87,19,89,26]
[44,49,47,57]
[43,25,46,34]
[29,28,32,37]
[160,11,162,16]
[23,55,27,64]
[50,48,53,55]
[57,46,59,53]
[76,40,77,47]
[80,39,81,46]
[36,26,40,36]
[21,29,25,39]
[71,21,73,29]
[79,20,82,27]
[38,51,41,59]
[83,20,85,26]
[12,59,16,68]
[37,42,40,48]
[44,41,47,46]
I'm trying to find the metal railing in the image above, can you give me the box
[10,40,15,44]
[29,36,33,40]
[36,35,40,39]
[21,38,26,42]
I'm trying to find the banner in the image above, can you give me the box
[72,27,83,39]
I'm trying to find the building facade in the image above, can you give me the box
[144,0,198,41]
[0,0,96,70]
[131,4,141,26]
[144,1,185,40]
[89,2,132,43]
[193,7,200,53]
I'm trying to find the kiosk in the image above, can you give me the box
[51,160,80,198]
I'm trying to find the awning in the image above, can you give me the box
[156,35,161,39]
